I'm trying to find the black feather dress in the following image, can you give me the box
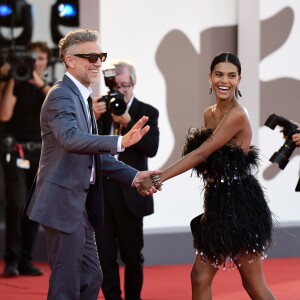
[182,128,275,268]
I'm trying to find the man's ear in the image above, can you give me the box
[65,55,75,69]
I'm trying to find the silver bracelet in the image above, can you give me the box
[151,174,163,189]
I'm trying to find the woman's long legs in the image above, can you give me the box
[236,255,276,300]
[190,253,219,300]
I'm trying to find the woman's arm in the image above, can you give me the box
[162,107,250,180]
[141,106,251,191]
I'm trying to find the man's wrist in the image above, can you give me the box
[118,136,125,152]
[132,171,139,187]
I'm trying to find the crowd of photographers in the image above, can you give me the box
[0,41,51,277]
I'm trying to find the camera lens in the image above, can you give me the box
[269,136,297,169]
[11,62,32,81]
[109,97,127,116]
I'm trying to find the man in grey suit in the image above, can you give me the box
[24,29,160,300]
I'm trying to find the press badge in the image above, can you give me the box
[16,158,30,169]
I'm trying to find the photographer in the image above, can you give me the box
[0,41,51,277]
[93,60,159,300]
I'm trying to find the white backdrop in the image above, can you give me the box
[99,0,239,230]
[99,0,300,229]
[25,0,300,230]
[258,0,300,224]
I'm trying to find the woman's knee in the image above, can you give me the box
[190,265,211,288]
[240,273,275,300]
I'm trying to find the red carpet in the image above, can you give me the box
[0,258,299,299]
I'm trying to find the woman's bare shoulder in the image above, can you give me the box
[229,104,249,119]
[204,105,216,116]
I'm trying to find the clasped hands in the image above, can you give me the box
[133,170,163,197]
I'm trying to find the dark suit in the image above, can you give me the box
[96,97,159,300]
[24,75,138,300]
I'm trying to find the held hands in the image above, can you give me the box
[133,170,161,197]
[133,170,163,197]
[121,116,150,148]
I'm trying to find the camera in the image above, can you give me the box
[264,113,300,170]
[98,67,127,116]
[0,47,35,82]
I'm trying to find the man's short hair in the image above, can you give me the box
[59,29,99,65]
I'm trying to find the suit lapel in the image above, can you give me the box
[128,98,138,117]
[123,98,139,134]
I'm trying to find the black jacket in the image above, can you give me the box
[97,97,159,217]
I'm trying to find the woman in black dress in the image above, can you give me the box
[141,53,276,300]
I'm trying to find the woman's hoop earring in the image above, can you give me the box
[209,86,212,95]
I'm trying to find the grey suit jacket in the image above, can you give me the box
[24,75,137,233]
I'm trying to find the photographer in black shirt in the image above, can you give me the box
[0,41,52,277]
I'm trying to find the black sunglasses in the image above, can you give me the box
[73,53,107,63]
